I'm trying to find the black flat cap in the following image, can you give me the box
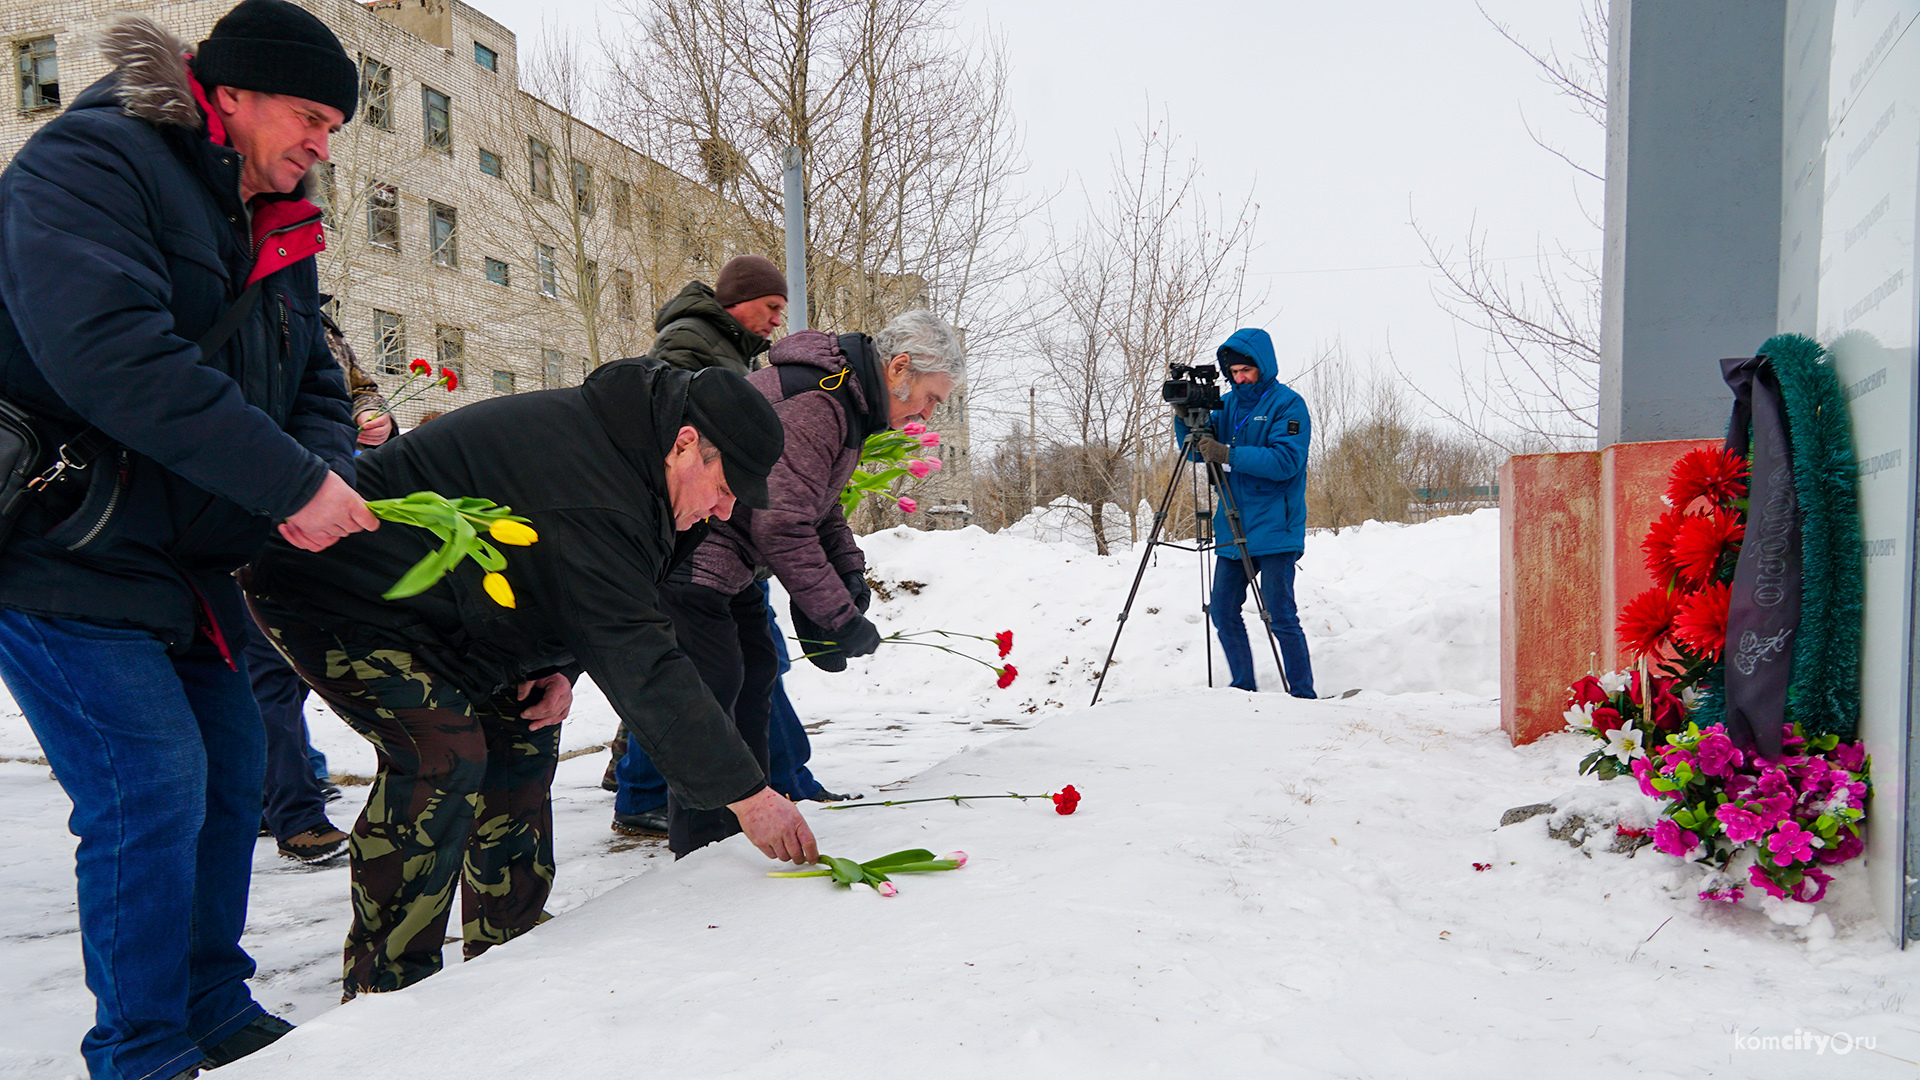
[683,368,783,510]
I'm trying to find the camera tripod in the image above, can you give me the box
[1089,409,1289,706]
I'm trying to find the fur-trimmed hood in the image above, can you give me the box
[97,14,202,130]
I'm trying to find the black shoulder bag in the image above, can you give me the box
[0,280,265,550]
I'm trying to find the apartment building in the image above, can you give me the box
[2,0,973,520]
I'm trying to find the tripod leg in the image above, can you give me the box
[1208,461,1291,696]
[1194,462,1213,689]
[1089,443,1194,707]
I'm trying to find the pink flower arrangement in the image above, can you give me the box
[1636,719,1869,905]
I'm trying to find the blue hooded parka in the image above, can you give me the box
[1172,328,1311,556]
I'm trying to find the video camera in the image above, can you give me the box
[1161,362,1223,414]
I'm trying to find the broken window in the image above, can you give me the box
[360,56,392,130]
[373,310,405,374]
[610,177,631,228]
[17,36,58,111]
[422,86,451,153]
[367,182,399,249]
[436,325,465,384]
[571,159,593,216]
[537,244,557,297]
[429,201,457,267]
[529,138,552,200]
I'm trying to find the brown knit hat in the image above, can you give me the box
[714,255,788,308]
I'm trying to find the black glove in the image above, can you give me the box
[829,613,882,658]
[1195,434,1230,466]
[790,602,848,672]
[841,570,872,614]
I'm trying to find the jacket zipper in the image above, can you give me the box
[64,452,127,552]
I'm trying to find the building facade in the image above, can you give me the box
[1,0,971,527]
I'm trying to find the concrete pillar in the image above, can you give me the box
[1600,0,1786,445]
[1500,451,1602,745]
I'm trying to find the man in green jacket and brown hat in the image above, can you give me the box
[648,254,789,376]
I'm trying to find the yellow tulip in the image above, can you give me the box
[483,572,516,608]
[488,519,539,546]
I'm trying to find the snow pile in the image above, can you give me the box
[998,496,1151,552]
[223,694,1916,1080]
[785,507,1498,716]
[7,508,1919,1078]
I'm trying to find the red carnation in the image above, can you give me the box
[1666,447,1748,510]
[408,357,432,376]
[440,366,460,392]
[1672,580,1732,660]
[996,664,1017,689]
[1617,586,1683,658]
[1641,507,1687,584]
[994,630,1014,658]
[1669,509,1744,588]
[1051,784,1080,815]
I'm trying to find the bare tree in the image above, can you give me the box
[602,0,1036,368]
[1407,0,1606,452]
[1029,120,1260,555]
[1307,343,1501,530]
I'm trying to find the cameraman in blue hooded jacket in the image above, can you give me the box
[1172,328,1316,697]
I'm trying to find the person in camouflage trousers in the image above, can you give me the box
[251,602,560,993]
[245,359,819,1000]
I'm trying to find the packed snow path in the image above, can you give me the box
[3,513,1917,1077]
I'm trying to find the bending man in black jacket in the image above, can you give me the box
[246,359,817,998]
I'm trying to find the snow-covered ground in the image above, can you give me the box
[4,510,1918,1078]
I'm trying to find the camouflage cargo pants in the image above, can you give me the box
[249,601,559,997]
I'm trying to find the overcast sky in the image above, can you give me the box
[477,0,1602,422]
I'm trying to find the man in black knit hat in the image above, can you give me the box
[0,2,364,1076]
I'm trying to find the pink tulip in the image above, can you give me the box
[901,421,927,436]
[907,459,942,479]
[877,882,898,897]
[897,497,918,514]
[919,432,941,447]
[943,850,968,868]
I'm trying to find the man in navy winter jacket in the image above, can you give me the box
[0,3,371,1076]
[1173,328,1316,697]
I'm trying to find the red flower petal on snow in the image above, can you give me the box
[994,630,1014,658]
[1617,587,1683,658]
[996,664,1018,689]
[1669,509,1744,588]
[1641,507,1688,584]
[1051,784,1080,814]
[1672,580,1731,660]
[1666,447,1749,510]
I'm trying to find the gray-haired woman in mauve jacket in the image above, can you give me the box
[663,310,963,855]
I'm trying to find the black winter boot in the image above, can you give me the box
[201,1014,294,1068]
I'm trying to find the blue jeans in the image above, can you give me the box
[0,604,267,1080]
[614,585,821,810]
[241,616,331,841]
[1211,551,1315,697]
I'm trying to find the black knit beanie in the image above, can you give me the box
[193,0,358,123]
